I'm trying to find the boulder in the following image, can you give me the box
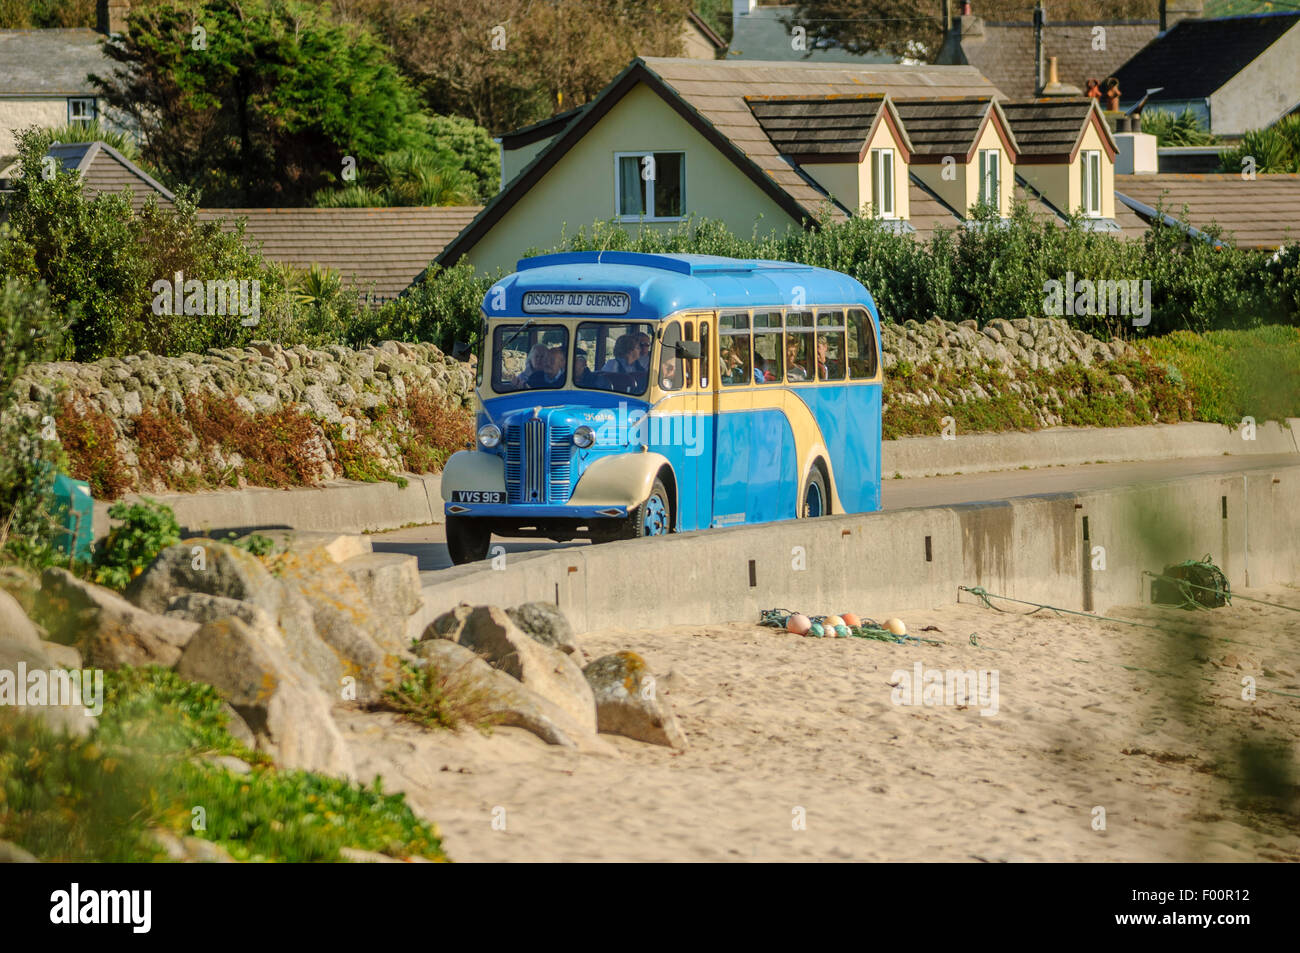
[341,551,422,641]
[422,603,474,642]
[165,592,343,699]
[0,590,43,651]
[127,540,284,616]
[583,651,688,750]
[37,569,196,668]
[0,639,96,737]
[415,639,606,751]
[458,606,596,734]
[506,602,584,658]
[176,617,354,779]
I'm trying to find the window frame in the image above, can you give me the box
[978,148,1001,209]
[1080,149,1102,217]
[67,97,97,125]
[870,148,896,219]
[614,151,687,222]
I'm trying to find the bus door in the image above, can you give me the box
[712,311,752,527]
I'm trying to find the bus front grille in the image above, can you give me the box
[548,426,574,502]
[503,420,573,504]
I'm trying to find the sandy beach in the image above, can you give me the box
[340,587,1300,862]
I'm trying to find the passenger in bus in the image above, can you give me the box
[635,332,653,371]
[659,356,678,390]
[512,342,551,389]
[786,340,808,381]
[573,353,601,388]
[815,335,835,380]
[600,333,643,375]
[522,345,566,387]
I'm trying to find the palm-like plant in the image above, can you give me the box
[293,263,343,308]
[313,149,475,207]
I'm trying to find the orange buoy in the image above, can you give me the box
[842,613,861,627]
[786,613,812,635]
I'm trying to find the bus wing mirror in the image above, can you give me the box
[675,340,701,359]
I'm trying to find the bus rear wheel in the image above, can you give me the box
[800,468,828,519]
[615,477,672,540]
[446,516,492,565]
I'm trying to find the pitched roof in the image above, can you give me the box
[0,28,113,95]
[745,94,913,161]
[1115,173,1300,248]
[891,96,1018,161]
[1114,13,1300,102]
[949,20,1160,100]
[999,98,1117,160]
[48,141,175,210]
[685,10,726,53]
[436,57,1006,265]
[197,206,483,301]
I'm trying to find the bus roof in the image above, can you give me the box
[485,252,876,321]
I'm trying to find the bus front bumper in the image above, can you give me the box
[443,503,629,520]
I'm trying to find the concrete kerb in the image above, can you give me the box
[92,473,444,541]
[418,461,1300,634]
[883,420,1300,479]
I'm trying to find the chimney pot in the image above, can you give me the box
[961,1,972,14]
[97,0,130,36]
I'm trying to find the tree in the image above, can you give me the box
[92,0,435,205]
[353,0,691,134]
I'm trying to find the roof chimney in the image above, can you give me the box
[97,0,130,36]
[1159,0,1203,31]
[1041,56,1082,97]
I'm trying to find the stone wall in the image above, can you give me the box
[16,341,476,493]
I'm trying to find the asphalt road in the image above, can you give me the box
[371,452,1300,573]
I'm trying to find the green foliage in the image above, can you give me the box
[0,276,66,564]
[349,261,494,353]
[0,0,93,28]
[1145,326,1300,425]
[31,122,145,163]
[1141,108,1219,147]
[315,147,475,207]
[0,667,446,862]
[93,498,181,589]
[426,113,500,202]
[93,0,436,206]
[382,660,503,733]
[1219,115,1300,174]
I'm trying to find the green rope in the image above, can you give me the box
[758,608,943,645]
[960,586,1164,629]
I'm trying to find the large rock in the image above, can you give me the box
[37,569,196,668]
[0,639,96,737]
[164,592,343,700]
[177,617,355,779]
[0,590,43,651]
[414,639,606,751]
[506,602,583,658]
[583,651,687,750]
[423,603,474,642]
[341,551,422,646]
[127,540,283,616]
[457,606,596,734]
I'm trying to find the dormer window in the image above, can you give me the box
[978,149,1000,207]
[871,148,895,218]
[1081,149,1102,217]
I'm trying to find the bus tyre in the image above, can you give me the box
[446,516,492,565]
[801,468,828,519]
[622,477,672,539]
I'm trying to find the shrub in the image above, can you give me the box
[1146,326,1300,425]
[381,659,503,733]
[1142,108,1219,147]
[53,394,131,499]
[352,260,493,354]
[93,498,181,589]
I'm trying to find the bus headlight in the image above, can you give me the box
[477,424,501,448]
[573,425,595,449]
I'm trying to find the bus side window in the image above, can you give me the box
[847,308,878,379]
[683,320,694,388]
[785,310,813,382]
[719,311,751,386]
[753,311,783,383]
[659,321,684,392]
[816,309,846,381]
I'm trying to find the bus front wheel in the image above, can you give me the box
[616,477,672,540]
[800,468,828,519]
[446,516,492,565]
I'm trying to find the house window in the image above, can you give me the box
[616,152,685,220]
[977,149,1000,208]
[870,148,895,218]
[1081,150,1102,217]
[67,97,96,126]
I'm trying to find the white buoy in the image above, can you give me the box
[885,617,907,636]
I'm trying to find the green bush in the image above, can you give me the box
[1219,115,1300,174]
[92,498,181,589]
[1145,326,1300,424]
[1142,108,1219,147]
[351,260,494,353]
[0,667,447,862]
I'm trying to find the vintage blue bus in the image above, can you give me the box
[440,251,883,564]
